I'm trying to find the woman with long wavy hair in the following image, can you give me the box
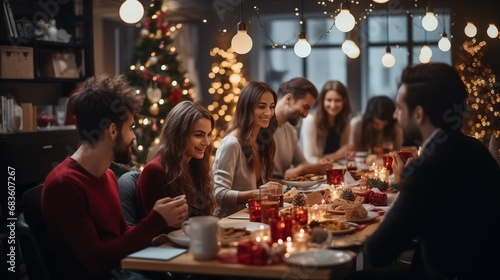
[137,101,215,232]
[349,95,402,154]
[299,80,354,162]
[212,81,283,218]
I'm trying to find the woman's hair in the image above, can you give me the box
[149,101,215,215]
[70,75,142,146]
[315,80,351,136]
[361,95,397,148]
[226,81,277,182]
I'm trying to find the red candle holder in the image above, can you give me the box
[326,168,344,185]
[248,197,262,222]
[292,206,308,226]
[383,154,393,173]
[269,214,294,242]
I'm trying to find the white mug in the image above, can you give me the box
[182,216,220,260]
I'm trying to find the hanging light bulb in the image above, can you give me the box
[231,0,253,54]
[487,23,499,38]
[438,32,451,52]
[420,43,433,58]
[119,0,144,24]
[294,0,311,58]
[422,6,438,32]
[419,53,431,64]
[231,22,253,54]
[335,1,356,32]
[464,22,477,38]
[342,39,360,59]
[372,0,389,3]
[294,32,311,58]
[382,47,395,68]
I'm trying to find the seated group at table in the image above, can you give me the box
[41,63,500,280]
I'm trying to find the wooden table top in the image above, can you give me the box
[121,207,382,280]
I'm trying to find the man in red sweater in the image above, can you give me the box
[42,75,189,279]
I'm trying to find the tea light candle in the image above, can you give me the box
[285,236,294,254]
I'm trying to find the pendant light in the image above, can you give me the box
[486,24,499,38]
[342,33,360,59]
[420,32,432,59]
[335,1,356,33]
[119,0,144,24]
[464,22,477,38]
[294,0,311,58]
[372,0,389,3]
[382,5,395,68]
[231,0,253,54]
[422,6,438,32]
[438,13,451,52]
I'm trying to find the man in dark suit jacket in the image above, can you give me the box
[346,63,500,280]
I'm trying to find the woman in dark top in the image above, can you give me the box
[299,80,354,162]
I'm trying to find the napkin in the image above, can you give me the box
[343,171,359,187]
[127,246,186,261]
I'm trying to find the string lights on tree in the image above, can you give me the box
[207,48,247,150]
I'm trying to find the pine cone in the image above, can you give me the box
[292,192,307,206]
[339,187,356,201]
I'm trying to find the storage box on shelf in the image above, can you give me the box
[0,45,34,78]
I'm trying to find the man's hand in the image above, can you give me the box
[153,195,188,228]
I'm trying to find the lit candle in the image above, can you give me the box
[285,236,294,253]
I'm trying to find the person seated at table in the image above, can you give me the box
[273,77,333,180]
[345,63,500,280]
[42,75,188,280]
[137,101,216,232]
[299,80,355,163]
[349,95,402,155]
[213,81,283,218]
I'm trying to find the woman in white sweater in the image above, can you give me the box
[299,80,354,163]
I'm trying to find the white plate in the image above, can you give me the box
[284,249,352,267]
[218,221,269,246]
[167,229,190,247]
[282,179,325,189]
[346,211,379,223]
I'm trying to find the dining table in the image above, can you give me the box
[121,193,385,280]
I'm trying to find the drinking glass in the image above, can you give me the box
[382,141,394,154]
[55,105,66,126]
[326,167,344,186]
[345,151,357,172]
[260,187,279,224]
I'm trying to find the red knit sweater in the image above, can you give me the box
[42,157,166,279]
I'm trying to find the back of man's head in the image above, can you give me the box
[70,75,143,146]
[277,77,318,101]
[400,63,467,132]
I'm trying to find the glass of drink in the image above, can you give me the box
[248,197,262,222]
[326,167,344,186]
[382,154,393,173]
[397,151,413,164]
[260,187,279,224]
[268,185,284,207]
[345,151,357,172]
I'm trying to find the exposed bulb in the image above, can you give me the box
[341,39,360,59]
[420,44,433,58]
[381,47,395,68]
[438,33,451,52]
[119,0,144,24]
[487,24,499,38]
[422,8,438,32]
[419,53,431,64]
[335,2,356,32]
[372,0,389,3]
[464,22,477,38]
[231,23,253,54]
[294,38,311,58]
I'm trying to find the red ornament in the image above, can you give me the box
[170,86,182,105]
[141,70,150,80]
[152,122,158,132]
[183,82,190,88]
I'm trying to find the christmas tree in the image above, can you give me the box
[206,47,247,150]
[126,0,194,167]
[456,39,500,158]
